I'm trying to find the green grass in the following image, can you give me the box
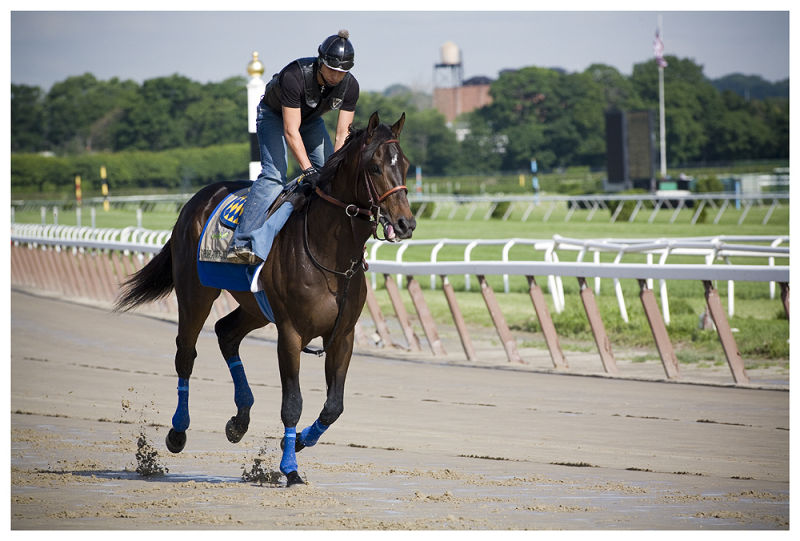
[12,205,182,231]
[13,195,790,237]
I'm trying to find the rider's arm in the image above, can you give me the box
[334,110,355,152]
[282,106,313,171]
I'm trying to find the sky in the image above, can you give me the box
[8,3,792,94]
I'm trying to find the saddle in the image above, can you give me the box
[198,183,307,264]
[195,182,308,322]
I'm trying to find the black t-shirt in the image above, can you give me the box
[278,62,359,112]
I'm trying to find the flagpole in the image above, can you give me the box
[657,15,667,179]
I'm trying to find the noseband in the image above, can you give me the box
[313,138,408,235]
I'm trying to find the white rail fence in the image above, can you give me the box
[11,223,787,323]
[10,224,789,386]
[366,235,789,324]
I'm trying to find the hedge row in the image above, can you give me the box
[11,144,250,197]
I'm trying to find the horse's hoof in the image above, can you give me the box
[225,416,248,443]
[285,471,305,487]
[280,437,306,453]
[165,429,186,453]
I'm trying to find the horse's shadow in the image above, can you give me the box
[47,468,251,485]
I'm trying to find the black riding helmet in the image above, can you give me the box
[318,29,355,72]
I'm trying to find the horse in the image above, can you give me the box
[114,112,416,486]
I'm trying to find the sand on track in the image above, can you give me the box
[10,289,789,529]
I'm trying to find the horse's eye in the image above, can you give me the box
[369,164,381,174]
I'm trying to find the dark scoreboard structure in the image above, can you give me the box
[604,110,656,192]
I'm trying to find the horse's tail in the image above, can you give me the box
[113,240,175,312]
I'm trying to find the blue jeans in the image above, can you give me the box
[231,104,333,258]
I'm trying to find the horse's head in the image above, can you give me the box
[356,111,416,241]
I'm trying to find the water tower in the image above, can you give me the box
[433,41,463,88]
[432,41,492,124]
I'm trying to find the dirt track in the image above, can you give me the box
[10,289,789,529]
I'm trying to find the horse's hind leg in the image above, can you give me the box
[215,306,266,444]
[165,285,219,454]
[296,330,354,452]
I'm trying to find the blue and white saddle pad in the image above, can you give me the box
[196,187,294,322]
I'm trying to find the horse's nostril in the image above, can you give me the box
[395,216,416,237]
[397,216,417,233]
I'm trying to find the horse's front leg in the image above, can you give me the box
[296,330,354,451]
[276,328,305,487]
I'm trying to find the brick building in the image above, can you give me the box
[433,77,493,123]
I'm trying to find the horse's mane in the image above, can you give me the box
[318,122,395,187]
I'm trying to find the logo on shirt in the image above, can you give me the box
[331,98,343,110]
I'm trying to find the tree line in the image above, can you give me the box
[11,55,788,183]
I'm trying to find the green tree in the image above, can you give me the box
[184,77,247,147]
[474,66,607,169]
[454,111,505,174]
[401,108,459,175]
[113,75,203,150]
[11,84,46,152]
[761,97,789,159]
[711,73,789,100]
[584,63,645,111]
[43,73,138,153]
[703,90,772,161]
[555,71,606,167]
[631,56,719,165]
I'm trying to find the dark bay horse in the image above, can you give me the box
[114,112,415,486]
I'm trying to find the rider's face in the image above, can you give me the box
[319,64,347,87]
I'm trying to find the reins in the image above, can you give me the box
[300,136,407,357]
[300,202,362,357]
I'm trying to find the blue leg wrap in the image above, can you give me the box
[171,377,190,432]
[299,419,329,447]
[280,427,298,474]
[226,356,254,409]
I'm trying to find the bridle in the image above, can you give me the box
[300,136,408,357]
[312,138,408,240]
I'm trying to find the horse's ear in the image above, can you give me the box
[391,113,406,138]
[367,111,381,139]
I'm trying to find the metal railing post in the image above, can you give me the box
[703,280,749,385]
[384,273,421,351]
[406,275,445,356]
[477,274,523,364]
[527,276,567,369]
[578,277,618,375]
[638,279,679,379]
[441,276,475,361]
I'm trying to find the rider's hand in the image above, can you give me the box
[301,167,320,195]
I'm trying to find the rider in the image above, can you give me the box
[227,29,360,265]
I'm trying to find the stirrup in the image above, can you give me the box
[226,247,263,265]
